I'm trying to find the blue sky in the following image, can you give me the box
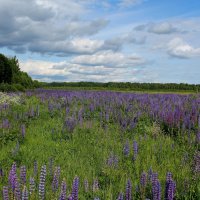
[0,0,200,83]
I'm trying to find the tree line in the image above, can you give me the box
[46,81,200,92]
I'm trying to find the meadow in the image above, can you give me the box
[0,89,199,200]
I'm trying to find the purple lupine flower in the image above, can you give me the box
[126,179,132,200]
[107,153,119,168]
[20,165,26,185]
[21,124,26,138]
[68,195,73,200]
[59,179,67,200]
[2,186,9,200]
[52,166,61,192]
[72,176,79,200]
[2,119,10,129]
[65,117,77,133]
[117,192,124,200]
[93,179,99,192]
[84,179,89,192]
[165,172,176,200]
[94,198,100,200]
[166,181,176,200]
[152,172,161,200]
[140,172,147,188]
[133,141,138,161]
[39,165,46,200]
[151,173,161,200]
[29,177,35,195]
[8,163,17,191]
[165,172,172,199]
[34,160,38,177]
[123,140,130,157]
[22,186,29,200]
[14,177,21,200]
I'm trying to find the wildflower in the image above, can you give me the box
[39,165,46,200]
[72,176,79,200]
[126,179,132,200]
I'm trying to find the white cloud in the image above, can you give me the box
[20,60,68,76]
[167,37,200,59]
[148,22,177,34]
[72,50,146,68]
[0,0,108,55]
[20,50,147,82]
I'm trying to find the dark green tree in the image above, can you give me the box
[0,53,13,83]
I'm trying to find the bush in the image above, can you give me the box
[0,83,17,92]
[13,84,25,92]
[0,83,25,92]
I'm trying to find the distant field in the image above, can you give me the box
[0,90,199,199]
[43,86,197,94]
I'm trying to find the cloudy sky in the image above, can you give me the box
[1,0,200,83]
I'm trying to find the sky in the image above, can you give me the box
[0,0,200,83]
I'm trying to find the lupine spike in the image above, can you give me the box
[140,172,147,188]
[93,179,99,192]
[123,140,130,156]
[22,186,29,200]
[52,166,61,192]
[2,186,9,200]
[9,163,17,192]
[29,177,35,195]
[20,165,26,185]
[39,165,46,200]
[117,192,124,200]
[59,179,67,200]
[126,179,132,200]
[72,176,79,200]
[165,172,176,200]
[84,179,89,192]
[14,177,21,200]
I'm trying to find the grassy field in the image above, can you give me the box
[0,90,199,199]
[42,86,197,94]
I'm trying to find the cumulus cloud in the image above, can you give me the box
[103,33,146,51]
[20,49,147,82]
[0,0,109,55]
[72,50,146,68]
[28,38,105,56]
[167,37,200,59]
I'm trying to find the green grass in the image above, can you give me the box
[0,93,199,199]
[42,86,197,94]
